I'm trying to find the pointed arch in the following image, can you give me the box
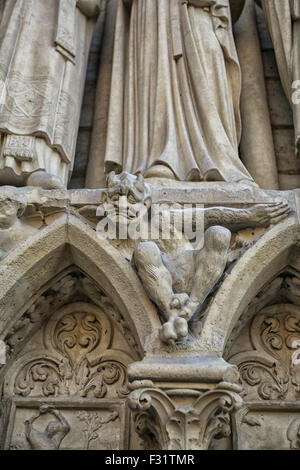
[197,216,300,355]
[0,214,160,353]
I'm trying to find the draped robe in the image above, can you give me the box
[101,0,252,182]
[0,0,97,186]
[262,0,300,156]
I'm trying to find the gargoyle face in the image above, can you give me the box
[101,172,152,226]
[0,199,20,229]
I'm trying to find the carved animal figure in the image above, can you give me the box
[99,172,291,344]
[0,195,38,259]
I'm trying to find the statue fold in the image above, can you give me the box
[0,0,99,188]
[88,0,253,184]
[261,0,300,156]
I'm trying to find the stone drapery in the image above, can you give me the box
[87,0,253,184]
[261,0,300,156]
[0,0,98,187]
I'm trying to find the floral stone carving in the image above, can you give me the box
[6,303,134,400]
[229,304,300,401]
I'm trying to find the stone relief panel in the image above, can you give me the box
[287,417,300,450]
[3,270,140,362]
[5,400,126,450]
[229,304,300,401]
[0,298,140,450]
[232,404,300,450]
[5,302,133,400]
[226,280,300,450]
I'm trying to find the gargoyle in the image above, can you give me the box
[99,172,291,344]
[0,194,38,259]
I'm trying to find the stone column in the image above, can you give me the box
[234,0,279,189]
[128,355,243,450]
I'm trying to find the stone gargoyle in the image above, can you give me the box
[0,193,38,260]
[98,172,291,345]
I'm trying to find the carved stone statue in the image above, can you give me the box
[87,0,253,185]
[99,172,290,343]
[0,194,38,259]
[259,0,300,156]
[0,0,100,189]
[287,418,300,450]
[24,405,70,450]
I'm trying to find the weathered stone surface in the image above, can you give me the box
[98,172,291,344]
[1,0,300,452]
[266,80,294,128]
[235,0,278,189]
[0,0,99,189]
[262,0,300,157]
[87,0,253,186]
[279,174,300,191]
[262,50,280,79]
[274,129,300,174]
[255,3,273,50]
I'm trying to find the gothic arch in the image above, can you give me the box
[0,214,160,354]
[197,216,300,356]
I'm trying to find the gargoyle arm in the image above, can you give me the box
[202,203,291,232]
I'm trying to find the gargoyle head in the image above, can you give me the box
[101,171,152,226]
[0,195,26,230]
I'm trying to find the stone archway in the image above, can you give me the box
[0,214,160,351]
[0,214,161,450]
[197,216,300,355]
[212,218,300,450]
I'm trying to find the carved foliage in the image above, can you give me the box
[166,408,202,450]
[5,274,79,352]
[230,304,300,400]
[134,411,162,450]
[10,303,132,400]
[76,410,120,450]
[54,312,102,365]
[165,397,235,450]
[129,385,241,450]
[5,272,140,358]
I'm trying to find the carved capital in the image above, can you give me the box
[128,382,243,450]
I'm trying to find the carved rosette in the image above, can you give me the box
[4,271,140,359]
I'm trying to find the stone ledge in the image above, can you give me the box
[128,355,239,384]
[0,183,295,207]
